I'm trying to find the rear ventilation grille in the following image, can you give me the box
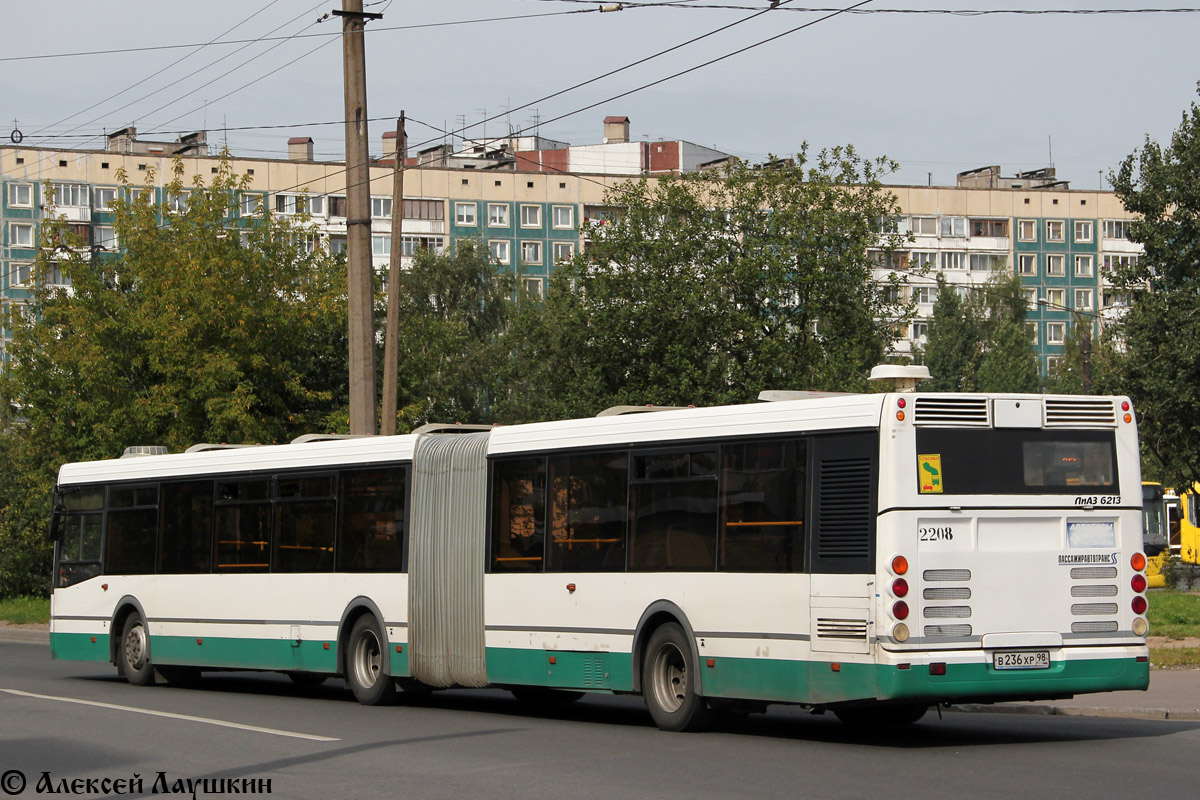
[815,458,873,560]
[1071,584,1118,598]
[924,605,971,619]
[913,397,990,426]
[816,618,869,641]
[1045,398,1117,427]
[1071,567,1118,580]
[924,587,972,600]
[924,624,972,637]
[924,569,972,582]
[1071,621,1119,634]
[1071,603,1119,616]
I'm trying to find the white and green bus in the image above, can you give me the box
[49,388,1150,730]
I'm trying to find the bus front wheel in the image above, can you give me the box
[345,616,397,706]
[642,622,712,732]
[119,614,155,686]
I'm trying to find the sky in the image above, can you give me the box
[2,1,1198,189]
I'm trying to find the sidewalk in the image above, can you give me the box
[3,625,1196,720]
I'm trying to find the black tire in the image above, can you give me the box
[287,672,329,688]
[119,614,155,686]
[157,665,202,687]
[641,622,712,732]
[345,616,397,706]
[510,687,586,705]
[833,703,928,728]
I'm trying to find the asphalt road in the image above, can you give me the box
[2,640,1198,800]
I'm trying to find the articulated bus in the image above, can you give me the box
[49,390,1150,731]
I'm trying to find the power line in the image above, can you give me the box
[0,8,599,64]
[525,1,1200,14]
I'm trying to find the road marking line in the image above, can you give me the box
[1,688,339,742]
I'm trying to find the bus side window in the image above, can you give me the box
[213,479,272,573]
[719,439,806,573]
[547,451,628,572]
[158,481,214,574]
[491,458,546,572]
[629,449,718,572]
[105,485,159,576]
[338,467,407,572]
[55,487,104,587]
[274,475,336,573]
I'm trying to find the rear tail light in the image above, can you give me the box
[1131,574,1147,593]
[892,601,910,620]
[891,555,909,575]
[891,578,909,598]
[1132,617,1148,636]
[1130,552,1146,571]
[892,623,910,642]
[1132,596,1148,615]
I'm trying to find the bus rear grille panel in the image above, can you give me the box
[923,569,972,582]
[816,618,868,641]
[1071,621,1119,633]
[913,397,990,426]
[1071,603,1119,616]
[1071,567,1118,579]
[1071,584,1118,598]
[1044,398,1116,426]
[923,587,971,600]
[924,624,972,637]
[924,605,971,619]
[815,459,872,560]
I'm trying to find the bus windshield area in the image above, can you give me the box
[915,429,1118,495]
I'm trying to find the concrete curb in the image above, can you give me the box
[0,629,50,645]
[948,703,1200,721]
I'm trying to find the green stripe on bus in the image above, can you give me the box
[486,647,634,692]
[50,632,111,662]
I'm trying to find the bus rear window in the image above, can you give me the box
[915,429,1117,495]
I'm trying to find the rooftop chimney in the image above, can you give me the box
[382,130,397,160]
[603,115,630,144]
[288,136,314,161]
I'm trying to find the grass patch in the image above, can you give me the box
[1149,647,1200,670]
[0,595,50,625]
[1147,590,1200,640]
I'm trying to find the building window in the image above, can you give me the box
[1046,220,1065,242]
[401,236,444,257]
[1046,254,1065,276]
[93,188,117,211]
[552,205,574,230]
[10,223,34,248]
[309,196,325,216]
[371,197,392,219]
[1025,321,1038,344]
[910,251,936,270]
[1047,322,1066,344]
[521,240,542,265]
[8,183,32,208]
[520,205,542,228]
[51,182,88,208]
[168,191,190,213]
[1047,356,1063,372]
[455,202,477,226]
[1103,220,1131,240]
[94,226,118,251]
[329,196,347,218]
[914,286,937,305]
[372,235,391,257]
[969,218,1007,237]
[869,250,909,271]
[1102,254,1140,275]
[1074,254,1094,277]
[329,236,347,255]
[275,194,305,215]
[10,262,31,287]
[911,217,937,236]
[403,199,443,220]
[488,203,509,227]
[522,277,544,300]
[553,242,575,264]
[1074,288,1093,311]
[1018,253,1037,276]
[1023,288,1038,309]
[940,217,966,237]
[940,251,965,270]
[489,240,510,264]
[1074,220,1094,243]
[240,194,260,216]
[911,321,928,341]
[1103,290,1131,308]
[1047,288,1065,309]
[1017,219,1037,241]
[969,253,1004,272]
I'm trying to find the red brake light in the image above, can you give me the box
[1121,401,1130,411]
[1131,574,1147,593]
[897,398,906,409]
[892,578,909,598]
[1132,596,1148,615]
[892,601,910,620]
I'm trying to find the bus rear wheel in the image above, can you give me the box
[345,616,397,706]
[119,614,155,687]
[642,622,712,732]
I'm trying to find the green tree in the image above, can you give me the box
[498,146,910,421]
[389,239,518,427]
[0,156,348,596]
[922,275,981,391]
[1111,84,1200,487]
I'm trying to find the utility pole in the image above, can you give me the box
[381,113,407,436]
[335,0,382,435]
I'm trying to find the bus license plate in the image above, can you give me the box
[993,650,1050,670]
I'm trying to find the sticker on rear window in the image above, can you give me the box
[1067,521,1115,548]
[918,454,943,494]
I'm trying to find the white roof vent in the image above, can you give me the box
[121,445,167,458]
[868,364,930,392]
